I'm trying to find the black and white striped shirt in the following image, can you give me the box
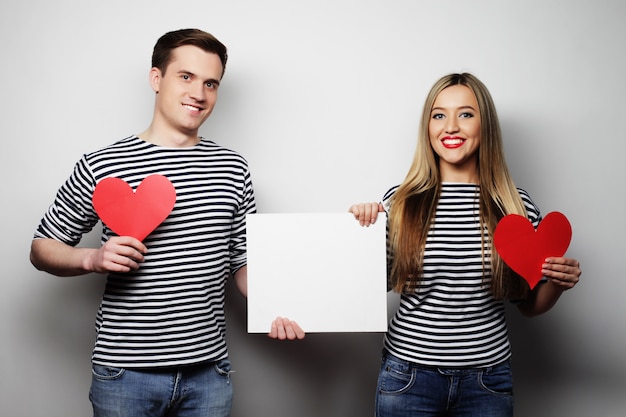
[382,183,540,368]
[34,136,256,368]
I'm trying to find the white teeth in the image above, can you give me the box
[443,138,463,145]
[184,104,201,111]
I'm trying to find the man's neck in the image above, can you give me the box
[138,124,200,148]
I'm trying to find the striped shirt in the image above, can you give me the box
[34,136,256,368]
[382,183,540,368]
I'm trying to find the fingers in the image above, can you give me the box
[289,321,305,339]
[92,236,148,273]
[268,317,305,340]
[542,257,581,290]
[112,236,148,255]
[349,202,383,227]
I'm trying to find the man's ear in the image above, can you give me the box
[149,67,162,93]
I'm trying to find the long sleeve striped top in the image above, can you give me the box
[382,183,540,368]
[34,135,256,368]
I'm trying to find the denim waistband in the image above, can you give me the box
[115,359,224,373]
[382,349,510,374]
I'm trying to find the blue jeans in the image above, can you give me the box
[89,359,233,417]
[376,352,513,417]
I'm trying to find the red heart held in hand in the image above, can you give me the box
[493,212,572,289]
[92,174,176,241]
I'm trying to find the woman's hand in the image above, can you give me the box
[541,257,581,290]
[517,257,581,317]
[349,202,384,227]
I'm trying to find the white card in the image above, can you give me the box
[246,213,388,333]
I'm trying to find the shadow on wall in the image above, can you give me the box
[505,302,565,380]
[28,273,104,356]
[21,269,104,415]
[504,302,622,417]
[225,279,384,417]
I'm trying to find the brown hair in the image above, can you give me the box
[151,29,228,77]
[388,73,529,300]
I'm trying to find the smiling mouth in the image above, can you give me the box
[183,104,203,112]
[442,137,465,148]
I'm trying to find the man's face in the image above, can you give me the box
[151,45,224,138]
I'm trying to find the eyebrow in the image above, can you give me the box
[431,105,477,112]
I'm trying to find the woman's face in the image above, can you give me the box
[428,85,481,182]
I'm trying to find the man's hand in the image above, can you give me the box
[268,317,305,340]
[86,236,147,273]
[30,236,147,277]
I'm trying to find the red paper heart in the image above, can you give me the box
[92,174,176,241]
[493,211,572,289]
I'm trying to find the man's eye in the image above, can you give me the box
[182,74,190,80]
[206,82,214,88]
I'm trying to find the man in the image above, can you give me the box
[30,28,302,417]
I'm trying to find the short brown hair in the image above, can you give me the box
[151,29,228,77]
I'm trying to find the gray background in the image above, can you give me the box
[1,1,623,416]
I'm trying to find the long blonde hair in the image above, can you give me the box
[388,73,528,300]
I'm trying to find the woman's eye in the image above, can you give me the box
[432,113,444,120]
[460,112,474,118]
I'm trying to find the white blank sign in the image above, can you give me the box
[246,213,388,333]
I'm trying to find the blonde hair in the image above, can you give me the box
[388,73,528,299]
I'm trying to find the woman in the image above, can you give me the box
[350,73,580,416]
